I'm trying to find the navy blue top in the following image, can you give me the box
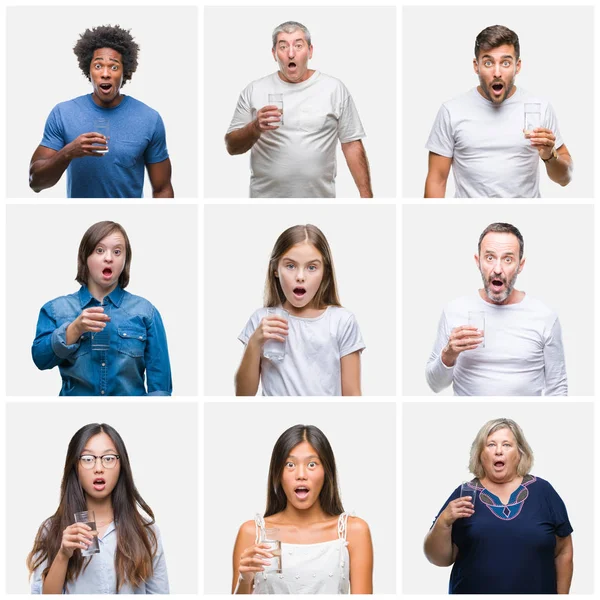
[40,94,169,198]
[434,475,572,594]
[32,286,172,396]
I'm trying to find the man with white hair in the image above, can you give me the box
[425,222,567,396]
[225,21,372,198]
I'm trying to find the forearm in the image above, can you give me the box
[555,553,573,594]
[233,576,253,594]
[65,321,82,346]
[425,353,454,393]
[235,343,261,396]
[545,155,573,187]
[42,552,69,594]
[152,182,174,198]
[29,148,73,193]
[225,122,261,155]
[342,141,373,197]
[423,521,454,567]
[424,174,447,198]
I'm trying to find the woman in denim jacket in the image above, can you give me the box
[32,221,172,396]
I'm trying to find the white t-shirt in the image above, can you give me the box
[238,306,365,396]
[425,294,567,396]
[426,87,564,198]
[227,71,366,198]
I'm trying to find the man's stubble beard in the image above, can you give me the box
[481,269,520,304]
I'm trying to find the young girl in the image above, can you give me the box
[27,423,168,593]
[232,424,373,594]
[32,221,172,396]
[236,224,365,396]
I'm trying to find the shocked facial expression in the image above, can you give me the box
[480,428,520,483]
[86,232,126,296]
[475,232,525,304]
[90,47,124,108]
[473,44,521,104]
[281,441,325,510]
[77,432,121,500]
[272,30,313,83]
[276,242,325,313]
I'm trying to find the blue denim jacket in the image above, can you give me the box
[32,286,172,396]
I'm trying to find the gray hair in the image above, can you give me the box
[478,222,524,260]
[468,418,534,479]
[272,21,311,49]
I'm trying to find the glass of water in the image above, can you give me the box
[91,304,110,351]
[262,307,288,362]
[93,118,110,153]
[268,93,284,127]
[260,527,282,573]
[460,482,477,513]
[524,102,541,137]
[74,510,100,556]
[468,311,485,348]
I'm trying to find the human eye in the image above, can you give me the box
[307,265,317,272]
[285,461,295,468]
[94,63,101,69]
[486,255,493,261]
[114,249,122,256]
[502,60,511,67]
[504,257,512,263]
[285,263,295,270]
[484,60,492,67]
[80,455,94,465]
[308,461,317,468]
[103,455,117,465]
[96,246,104,254]
[111,64,119,71]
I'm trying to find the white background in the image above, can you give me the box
[6,204,198,396]
[204,6,397,199]
[204,401,396,594]
[402,5,594,198]
[402,401,594,594]
[203,203,397,396]
[6,5,198,198]
[402,203,595,396]
[5,401,198,594]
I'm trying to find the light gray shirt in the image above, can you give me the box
[426,87,563,198]
[31,521,169,594]
[425,294,567,396]
[227,71,366,198]
[239,306,365,396]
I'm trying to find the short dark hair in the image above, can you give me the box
[265,425,344,518]
[73,25,139,86]
[76,221,132,289]
[478,223,524,260]
[475,25,520,61]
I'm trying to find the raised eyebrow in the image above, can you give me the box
[481,54,514,61]
[287,454,319,460]
[93,57,121,64]
[82,448,117,454]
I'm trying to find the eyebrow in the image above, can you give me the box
[484,250,516,256]
[279,38,306,44]
[481,54,514,60]
[82,448,117,453]
[287,454,319,460]
[93,57,121,63]
[282,258,322,264]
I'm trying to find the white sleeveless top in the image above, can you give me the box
[252,513,351,594]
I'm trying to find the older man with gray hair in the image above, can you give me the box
[225,21,372,198]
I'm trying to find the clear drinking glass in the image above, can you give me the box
[460,482,477,513]
[262,307,289,362]
[468,311,485,348]
[91,303,110,351]
[524,103,541,137]
[74,510,100,556]
[260,527,282,573]
[268,93,284,127]
[93,118,110,153]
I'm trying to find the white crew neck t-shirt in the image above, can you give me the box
[426,87,564,198]
[227,71,365,198]
[239,306,365,396]
[425,294,567,396]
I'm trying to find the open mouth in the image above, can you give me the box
[288,62,297,69]
[490,278,505,291]
[294,486,309,499]
[99,83,113,94]
[491,82,504,95]
[102,268,113,279]
[293,287,306,298]
[493,460,505,470]
[93,477,106,491]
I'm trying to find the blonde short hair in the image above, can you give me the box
[468,418,533,478]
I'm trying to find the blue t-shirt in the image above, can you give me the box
[434,475,572,594]
[31,285,172,396]
[40,94,169,198]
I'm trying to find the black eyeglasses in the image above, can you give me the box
[79,454,120,469]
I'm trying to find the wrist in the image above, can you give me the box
[541,147,558,163]
[67,320,82,340]
[441,346,456,367]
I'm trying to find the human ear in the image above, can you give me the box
[515,58,522,75]
[473,58,479,74]
[473,253,481,268]
[517,257,526,273]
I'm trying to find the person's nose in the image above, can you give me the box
[104,251,113,263]
[495,445,503,455]
[100,66,111,79]
[295,268,305,282]
[93,457,105,473]
[288,46,296,59]
[493,63,502,78]
[296,464,307,479]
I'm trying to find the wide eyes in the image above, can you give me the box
[285,461,318,468]
[94,247,122,256]
[93,63,120,71]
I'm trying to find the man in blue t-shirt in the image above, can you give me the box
[29,25,174,198]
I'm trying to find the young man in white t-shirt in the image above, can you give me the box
[425,223,568,396]
[424,25,573,198]
[225,21,373,198]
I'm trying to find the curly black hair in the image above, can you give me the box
[73,24,139,86]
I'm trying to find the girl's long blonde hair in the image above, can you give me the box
[264,224,341,308]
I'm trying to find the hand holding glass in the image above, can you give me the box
[524,103,541,137]
[91,304,110,351]
[260,527,282,573]
[262,308,289,362]
[74,510,100,556]
[467,311,485,348]
[93,118,110,153]
[460,482,477,513]
[268,94,284,127]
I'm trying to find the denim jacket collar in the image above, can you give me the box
[78,285,125,308]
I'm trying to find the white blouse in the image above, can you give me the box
[252,513,350,594]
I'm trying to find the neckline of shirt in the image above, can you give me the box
[471,85,524,108]
[85,93,130,112]
[272,70,321,91]
[476,293,529,309]
[282,305,332,322]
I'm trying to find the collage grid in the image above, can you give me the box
[0,0,598,597]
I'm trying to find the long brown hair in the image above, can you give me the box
[27,423,157,591]
[265,424,344,518]
[264,224,341,308]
